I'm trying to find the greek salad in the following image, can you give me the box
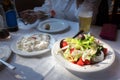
[59,34,108,66]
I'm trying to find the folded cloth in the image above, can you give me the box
[99,23,117,41]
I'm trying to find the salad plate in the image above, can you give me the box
[0,45,11,66]
[37,18,69,33]
[11,33,55,57]
[51,36,115,73]
[17,18,40,30]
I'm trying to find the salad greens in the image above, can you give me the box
[59,34,107,66]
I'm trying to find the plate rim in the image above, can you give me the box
[18,18,40,30]
[11,32,55,57]
[0,45,11,66]
[51,38,115,73]
[37,18,69,33]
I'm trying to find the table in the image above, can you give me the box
[0,19,120,80]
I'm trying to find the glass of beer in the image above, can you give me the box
[78,9,93,33]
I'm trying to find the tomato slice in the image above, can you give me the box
[62,41,68,48]
[103,48,108,56]
[70,48,74,54]
[77,57,91,66]
[84,59,91,65]
[77,58,84,66]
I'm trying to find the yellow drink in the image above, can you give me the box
[78,10,93,33]
[79,16,92,33]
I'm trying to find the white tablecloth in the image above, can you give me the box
[0,19,79,80]
[0,19,120,80]
[45,26,120,80]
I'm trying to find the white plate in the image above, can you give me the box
[18,18,40,30]
[51,39,115,73]
[11,33,55,57]
[0,45,11,66]
[37,18,69,33]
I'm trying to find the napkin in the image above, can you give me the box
[99,23,117,41]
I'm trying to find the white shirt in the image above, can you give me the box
[34,0,79,21]
[34,0,101,23]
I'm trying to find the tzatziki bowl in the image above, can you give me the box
[11,32,55,57]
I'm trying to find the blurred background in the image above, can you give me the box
[14,0,120,29]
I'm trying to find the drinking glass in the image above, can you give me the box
[78,4,93,33]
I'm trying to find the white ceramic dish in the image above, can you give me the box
[18,18,40,30]
[37,18,69,33]
[51,39,115,73]
[11,33,55,57]
[0,45,11,66]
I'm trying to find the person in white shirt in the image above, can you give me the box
[19,0,101,24]
[33,0,82,21]
[34,0,101,23]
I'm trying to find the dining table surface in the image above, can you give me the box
[0,18,120,80]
